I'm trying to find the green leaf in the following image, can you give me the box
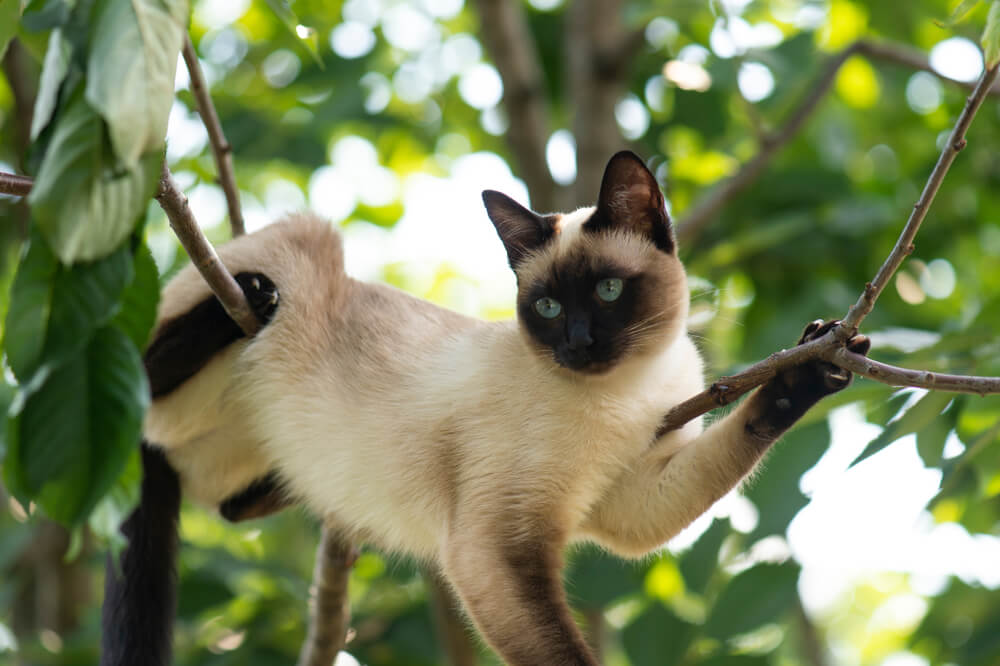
[853,391,954,467]
[745,421,830,540]
[111,240,160,351]
[85,0,188,166]
[30,27,73,141]
[984,1,1000,67]
[263,0,322,66]
[705,562,800,639]
[0,0,25,58]
[0,374,14,459]
[29,90,162,263]
[11,325,148,524]
[565,543,644,609]
[623,602,697,666]
[944,0,983,25]
[3,231,58,381]
[20,0,69,32]
[917,400,960,468]
[43,244,134,372]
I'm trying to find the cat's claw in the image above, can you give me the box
[791,319,871,395]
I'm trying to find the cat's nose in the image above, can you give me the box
[566,316,593,350]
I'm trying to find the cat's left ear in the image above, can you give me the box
[587,151,674,254]
[483,190,558,270]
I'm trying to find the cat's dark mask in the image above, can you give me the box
[482,152,685,374]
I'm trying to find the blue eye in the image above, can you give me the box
[596,278,623,302]
[534,297,562,319]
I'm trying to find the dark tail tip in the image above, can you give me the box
[101,444,181,666]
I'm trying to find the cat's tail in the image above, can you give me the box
[101,444,181,666]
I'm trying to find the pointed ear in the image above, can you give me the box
[586,151,674,253]
[482,190,557,269]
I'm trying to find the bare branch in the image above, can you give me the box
[474,0,559,212]
[181,35,245,237]
[296,528,358,666]
[856,39,1000,97]
[0,172,33,197]
[154,161,259,336]
[832,349,1000,395]
[840,63,1000,331]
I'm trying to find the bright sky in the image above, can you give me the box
[158,3,999,662]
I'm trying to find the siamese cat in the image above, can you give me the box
[101,151,870,666]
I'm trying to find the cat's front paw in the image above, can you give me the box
[235,272,280,325]
[792,319,871,396]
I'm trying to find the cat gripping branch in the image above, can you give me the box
[102,151,868,665]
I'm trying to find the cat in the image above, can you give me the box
[101,150,870,665]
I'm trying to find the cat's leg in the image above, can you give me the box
[443,522,599,666]
[583,322,870,556]
[145,272,279,398]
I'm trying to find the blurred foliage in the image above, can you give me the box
[1,0,1000,665]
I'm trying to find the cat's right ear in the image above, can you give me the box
[482,190,557,270]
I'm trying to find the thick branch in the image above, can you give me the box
[474,0,559,212]
[675,40,1000,245]
[154,162,259,336]
[840,63,1000,331]
[0,172,33,196]
[296,528,357,666]
[181,35,245,237]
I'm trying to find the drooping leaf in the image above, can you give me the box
[111,240,160,351]
[10,325,148,524]
[984,1,1000,67]
[42,244,134,371]
[942,0,983,26]
[704,562,800,640]
[85,0,188,166]
[917,399,961,468]
[29,89,162,263]
[263,0,322,66]
[852,390,954,467]
[30,27,73,140]
[19,0,70,32]
[3,230,58,381]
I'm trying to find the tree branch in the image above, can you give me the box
[840,63,1000,331]
[661,64,1000,434]
[0,171,33,197]
[181,35,245,237]
[474,0,560,212]
[296,529,358,666]
[675,39,1000,245]
[154,161,259,336]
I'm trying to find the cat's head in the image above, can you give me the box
[483,151,687,375]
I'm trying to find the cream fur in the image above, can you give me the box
[146,212,780,664]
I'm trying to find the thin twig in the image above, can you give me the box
[181,35,245,237]
[0,172,33,196]
[296,528,358,666]
[660,63,1000,434]
[840,63,1000,332]
[154,161,259,335]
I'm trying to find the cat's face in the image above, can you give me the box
[484,152,687,375]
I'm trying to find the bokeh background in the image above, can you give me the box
[2,0,1000,664]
